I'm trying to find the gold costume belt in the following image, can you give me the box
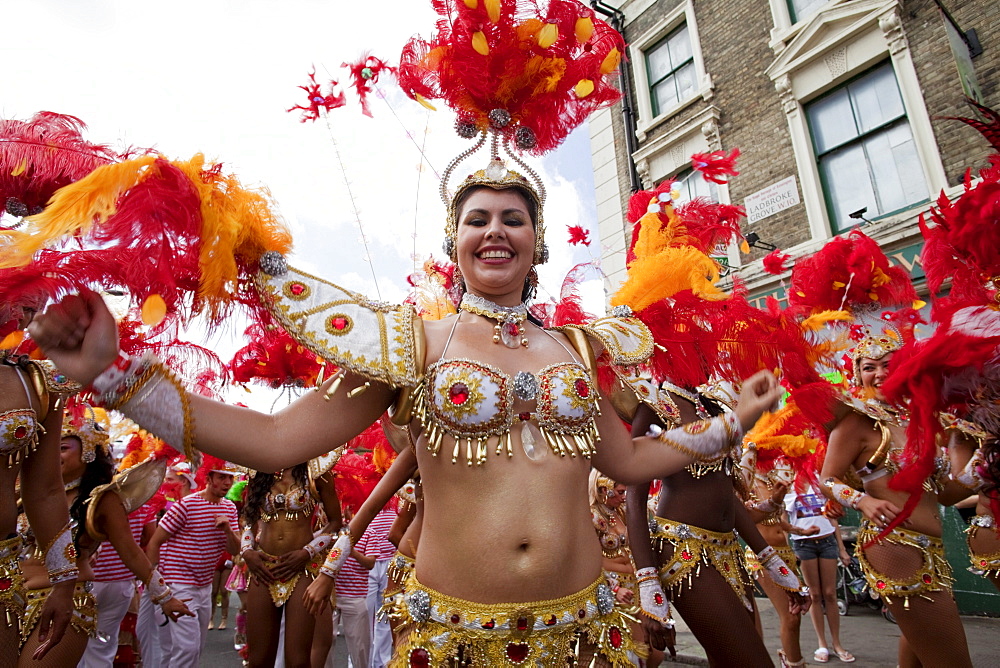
[652,517,752,611]
[259,550,321,607]
[0,536,26,632]
[22,581,97,646]
[384,552,416,600]
[967,515,1000,578]
[856,522,952,608]
[387,574,636,667]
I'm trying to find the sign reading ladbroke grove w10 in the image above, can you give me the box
[744,176,800,224]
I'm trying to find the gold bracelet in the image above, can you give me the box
[105,363,157,411]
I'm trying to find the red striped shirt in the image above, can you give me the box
[335,525,379,597]
[158,493,238,586]
[369,507,399,560]
[92,502,155,582]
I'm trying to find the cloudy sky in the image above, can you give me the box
[2,0,611,410]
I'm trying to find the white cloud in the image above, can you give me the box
[3,0,612,412]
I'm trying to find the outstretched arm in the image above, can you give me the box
[30,290,397,472]
[592,370,783,485]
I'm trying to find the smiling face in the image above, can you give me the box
[858,353,892,399]
[456,187,536,306]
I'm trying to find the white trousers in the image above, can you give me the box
[367,559,391,668]
[78,579,135,668]
[158,582,211,668]
[135,586,161,667]
[333,596,371,668]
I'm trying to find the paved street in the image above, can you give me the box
[196,591,1000,667]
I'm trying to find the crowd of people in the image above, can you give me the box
[3,1,1000,667]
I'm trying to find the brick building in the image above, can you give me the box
[587,0,1000,614]
[589,0,999,307]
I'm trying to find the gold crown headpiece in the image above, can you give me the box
[441,135,548,265]
[62,405,111,464]
[851,326,902,383]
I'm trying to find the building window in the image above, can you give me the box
[806,62,928,232]
[645,24,695,117]
[787,0,827,24]
[672,168,718,204]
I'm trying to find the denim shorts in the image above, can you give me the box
[791,533,839,561]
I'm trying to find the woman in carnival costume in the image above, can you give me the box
[1,112,124,663]
[588,471,661,667]
[239,457,342,668]
[18,406,192,667]
[791,231,974,667]
[609,177,815,667]
[882,103,1000,597]
[20,2,782,665]
[738,408,827,668]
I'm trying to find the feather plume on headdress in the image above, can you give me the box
[530,261,597,327]
[405,258,460,321]
[396,0,624,155]
[0,154,292,331]
[1,111,119,220]
[229,322,326,390]
[744,400,824,493]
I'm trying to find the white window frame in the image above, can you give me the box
[764,0,946,241]
[630,0,714,142]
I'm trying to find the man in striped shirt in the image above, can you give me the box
[146,462,240,668]
[366,505,398,668]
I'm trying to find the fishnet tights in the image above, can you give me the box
[1,618,20,668]
[862,541,972,668]
[17,625,89,668]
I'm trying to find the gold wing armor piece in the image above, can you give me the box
[26,360,83,420]
[561,316,654,367]
[85,457,167,542]
[256,266,423,388]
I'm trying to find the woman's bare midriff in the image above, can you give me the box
[413,434,602,603]
[756,521,790,547]
[655,468,736,532]
[257,518,315,555]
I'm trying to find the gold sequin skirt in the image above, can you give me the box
[856,522,952,608]
[387,574,636,667]
[652,517,752,610]
[21,581,97,646]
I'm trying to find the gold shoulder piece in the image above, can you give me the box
[562,317,653,367]
[559,326,598,385]
[392,316,426,425]
[24,360,81,422]
[86,457,167,542]
[607,366,682,427]
[257,266,422,387]
[308,447,345,487]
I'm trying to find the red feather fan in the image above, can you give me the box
[690,148,740,185]
[229,322,326,389]
[397,0,625,154]
[762,249,790,275]
[287,69,347,122]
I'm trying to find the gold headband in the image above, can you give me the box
[62,406,110,464]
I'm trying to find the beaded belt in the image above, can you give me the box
[966,515,1000,578]
[389,574,636,667]
[21,581,97,646]
[856,522,952,608]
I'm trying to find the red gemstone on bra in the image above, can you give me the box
[450,613,460,624]
[0,577,11,591]
[779,567,789,575]
[516,616,528,631]
[609,626,623,649]
[578,608,586,618]
[876,580,887,590]
[982,560,989,567]
[449,383,469,405]
[723,563,730,572]
[574,378,590,398]
[681,550,692,561]
[544,614,557,626]
[13,425,27,439]
[922,573,932,584]
[409,648,430,668]
[519,412,531,421]
[331,317,348,330]
[290,283,305,295]
[482,619,495,629]
[506,643,530,663]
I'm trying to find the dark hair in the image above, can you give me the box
[68,437,114,547]
[984,440,1000,501]
[242,463,310,526]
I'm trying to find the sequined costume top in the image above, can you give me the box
[260,484,316,523]
[1,355,79,468]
